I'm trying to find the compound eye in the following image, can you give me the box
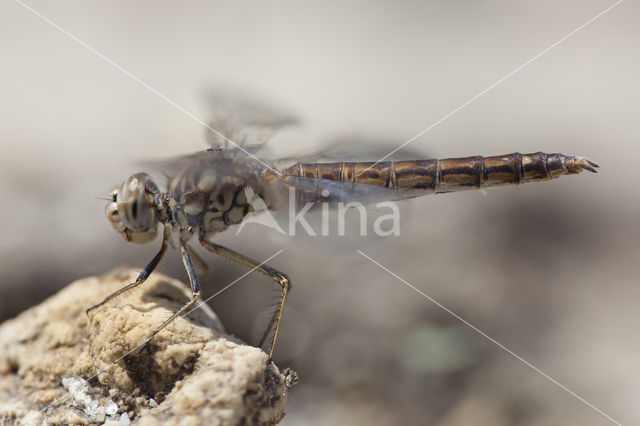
[118,174,155,232]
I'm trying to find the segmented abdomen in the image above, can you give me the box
[280,152,598,194]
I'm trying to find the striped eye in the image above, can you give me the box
[117,174,157,233]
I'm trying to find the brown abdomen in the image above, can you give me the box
[280,152,597,194]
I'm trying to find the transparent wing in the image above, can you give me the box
[137,149,270,192]
[271,135,432,169]
[241,174,418,256]
[202,91,297,154]
[262,175,422,212]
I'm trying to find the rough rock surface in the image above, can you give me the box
[0,267,296,425]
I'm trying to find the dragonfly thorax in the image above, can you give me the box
[159,151,273,240]
[106,173,163,244]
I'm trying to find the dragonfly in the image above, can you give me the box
[88,133,598,368]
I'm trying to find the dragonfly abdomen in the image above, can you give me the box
[281,152,598,195]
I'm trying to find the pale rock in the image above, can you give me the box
[0,268,296,425]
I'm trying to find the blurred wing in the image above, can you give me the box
[266,175,421,211]
[138,149,267,190]
[248,174,417,253]
[202,92,297,154]
[272,136,432,168]
[135,152,207,184]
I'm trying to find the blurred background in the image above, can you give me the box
[1,1,637,425]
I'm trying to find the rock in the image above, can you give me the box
[0,267,296,425]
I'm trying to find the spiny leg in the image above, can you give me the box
[198,237,290,361]
[185,243,211,275]
[258,308,280,350]
[86,226,170,315]
[138,242,201,354]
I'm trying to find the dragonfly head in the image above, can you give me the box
[106,173,160,244]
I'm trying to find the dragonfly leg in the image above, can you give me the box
[86,226,170,315]
[185,243,211,275]
[138,242,201,354]
[198,237,290,361]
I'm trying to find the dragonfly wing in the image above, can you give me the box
[137,149,268,193]
[271,136,432,168]
[265,175,421,211]
[202,92,297,154]
[247,174,417,251]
